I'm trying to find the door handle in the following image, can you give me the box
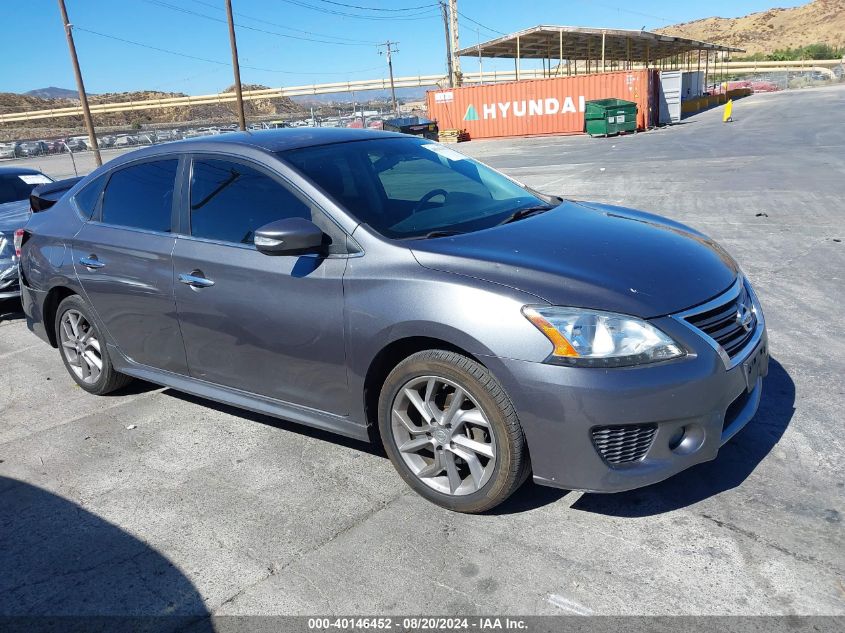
[178,272,215,289]
[79,256,105,270]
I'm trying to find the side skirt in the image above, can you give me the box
[108,343,370,442]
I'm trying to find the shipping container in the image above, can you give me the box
[426,70,656,140]
[681,71,705,100]
[658,70,682,125]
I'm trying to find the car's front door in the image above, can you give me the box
[172,156,349,415]
[72,158,188,374]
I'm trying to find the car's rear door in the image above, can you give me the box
[171,155,349,414]
[72,157,188,374]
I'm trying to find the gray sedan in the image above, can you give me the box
[18,129,768,512]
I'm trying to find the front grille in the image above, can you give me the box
[684,282,757,359]
[591,424,657,465]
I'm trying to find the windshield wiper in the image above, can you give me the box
[498,204,556,225]
[420,230,465,239]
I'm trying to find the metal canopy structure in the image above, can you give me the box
[455,25,743,66]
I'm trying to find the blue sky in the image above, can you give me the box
[2,0,800,95]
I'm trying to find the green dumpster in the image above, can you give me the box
[584,98,638,137]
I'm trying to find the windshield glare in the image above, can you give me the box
[281,137,547,239]
[0,174,44,205]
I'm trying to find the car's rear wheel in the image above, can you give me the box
[378,350,529,513]
[55,295,132,395]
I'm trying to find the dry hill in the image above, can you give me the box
[656,0,845,56]
[0,84,304,141]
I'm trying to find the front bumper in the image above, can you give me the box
[484,313,768,493]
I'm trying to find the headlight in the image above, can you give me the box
[522,306,685,367]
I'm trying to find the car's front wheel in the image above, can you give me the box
[379,350,529,513]
[55,295,132,395]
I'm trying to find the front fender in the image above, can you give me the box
[342,248,554,424]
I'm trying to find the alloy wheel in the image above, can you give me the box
[59,309,102,385]
[391,375,497,496]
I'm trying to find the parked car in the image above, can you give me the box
[383,116,439,140]
[18,129,768,512]
[0,144,16,160]
[16,141,49,157]
[0,166,53,299]
[47,140,67,154]
[113,135,137,147]
[153,130,178,143]
[66,137,89,152]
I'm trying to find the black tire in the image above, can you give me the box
[378,350,530,513]
[55,295,132,395]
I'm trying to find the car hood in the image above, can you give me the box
[0,200,31,234]
[410,200,739,318]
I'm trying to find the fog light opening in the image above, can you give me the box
[667,423,705,455]
[667,427,686,451]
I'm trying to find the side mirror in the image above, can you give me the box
[254,217,325,256]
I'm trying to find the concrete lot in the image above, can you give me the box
[1,86,843,617]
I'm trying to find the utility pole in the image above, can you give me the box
[57,0,101,167]
[225,0,247,131]
[448,0,461,86]
[476,27,482,83]
[380,41,399,115]
[440,2,454,87]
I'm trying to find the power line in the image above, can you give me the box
[274,0,439,21]
[456,10,505,36]
[144,0,403,44]
[313,0,437,11]
[187,0,379,44]
[75,27,232,66]
[74,27,384,77]
[575,1,677,25]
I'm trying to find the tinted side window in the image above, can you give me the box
[189,159,311,244]
[101,160,178,232]
[73,173,108,220]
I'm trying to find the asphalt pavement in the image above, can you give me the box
[0,85,843,617]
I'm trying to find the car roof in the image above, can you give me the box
[182,127,405,151]
[0,166,43,176]
[122,127,407,158]
[84,128,414,176]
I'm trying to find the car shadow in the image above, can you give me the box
[489,479,571,515]
[571,357,795,517]
[0,298,24,323]
[105,378,162,397]
[166,390,579,513]
[162,359,792,517]
[0,476,212,631]
[162,389,387,458]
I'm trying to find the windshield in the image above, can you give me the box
[281,137,548,239]
[0,173,51,205]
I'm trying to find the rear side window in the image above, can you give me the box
[73,173,108,220]
[189,159,311,244]
[101,160,178,232]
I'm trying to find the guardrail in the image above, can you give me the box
[0,77,447,123]
[1,59,841,124]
